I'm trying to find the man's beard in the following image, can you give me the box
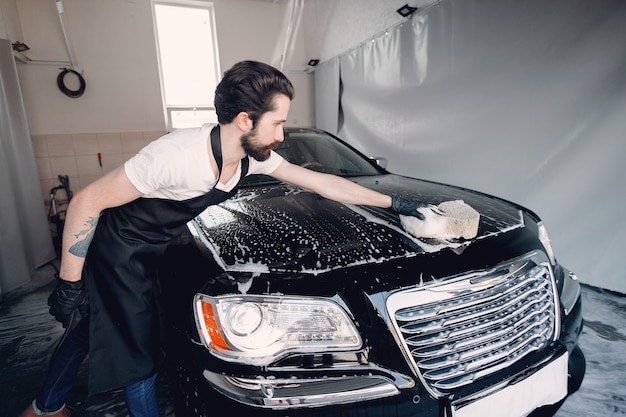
[241,128,277,161]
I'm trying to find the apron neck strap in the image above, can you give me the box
[210,125,223,175]
[210,124,250,179]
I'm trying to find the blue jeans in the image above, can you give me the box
[124,373,160,417]
[35,316,161,417]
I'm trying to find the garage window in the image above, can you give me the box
[152,0,221,130]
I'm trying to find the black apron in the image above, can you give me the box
[85,125,249,394]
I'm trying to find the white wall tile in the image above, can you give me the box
[76,155,105,178]
[101,153,125,174]
[121,131,146,154]
[73,133,99,156]
[34,130,171,205]
[97,132,123,154]
[46,134,74,157]
[35,157,52,180]
[143,131,166,143]
[49,156,78,179]
[31,135,49,157]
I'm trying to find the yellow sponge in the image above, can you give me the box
[400,200,480,240]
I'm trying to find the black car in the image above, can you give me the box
[157,127,585,417]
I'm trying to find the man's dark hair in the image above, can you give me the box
[214,61,295,124]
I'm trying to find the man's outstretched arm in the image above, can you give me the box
[270,160,392,208]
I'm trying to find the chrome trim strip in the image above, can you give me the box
[202,369,410,409]
[561,271,581,316]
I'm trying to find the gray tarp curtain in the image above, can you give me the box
[315,0,626,293]
[0,39,55,297]
[314,57,340,135]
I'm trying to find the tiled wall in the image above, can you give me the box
[32,130,166,207]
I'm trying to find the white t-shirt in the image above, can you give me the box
[124,124,283,200]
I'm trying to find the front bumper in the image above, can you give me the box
[189,262,585,415]
[195,343,579,416]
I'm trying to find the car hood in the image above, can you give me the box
[188,174,526,275]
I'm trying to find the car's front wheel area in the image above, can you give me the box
[164,326,212,417]
[164,326,267,417]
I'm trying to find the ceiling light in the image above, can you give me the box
[12,41,30,53]
[396,4,417,17]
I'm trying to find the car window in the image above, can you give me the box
[239,129,385,187]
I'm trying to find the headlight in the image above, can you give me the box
[537,222,556,265]
[194,294,362,365]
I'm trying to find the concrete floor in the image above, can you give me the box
[1,261,624,417]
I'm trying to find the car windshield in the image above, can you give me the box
[239,129,385,187]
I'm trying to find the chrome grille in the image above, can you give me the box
[387,251,558,397]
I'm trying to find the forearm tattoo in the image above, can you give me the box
[69,216,99,258]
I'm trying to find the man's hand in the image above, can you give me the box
[391,196,442,220]
[48,276,89,328]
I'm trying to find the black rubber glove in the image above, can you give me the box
[48,275,89,328]
[391,196,430,220]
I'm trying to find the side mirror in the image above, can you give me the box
[370,156,388,169]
